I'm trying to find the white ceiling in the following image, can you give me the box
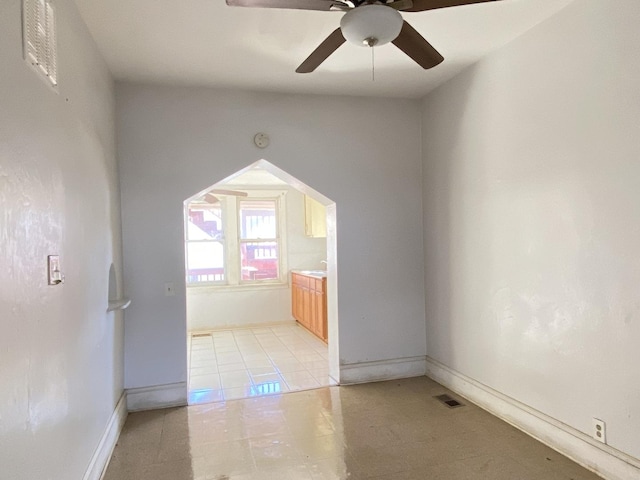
[74,0,573,99]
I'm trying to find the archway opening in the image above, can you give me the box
[183,159,339,405]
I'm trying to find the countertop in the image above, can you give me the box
[291,269,327,279]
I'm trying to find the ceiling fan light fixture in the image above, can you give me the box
[340,4,403,47]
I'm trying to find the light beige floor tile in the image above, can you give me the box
[244,364,275,375]
[214,345,241,354]
[282,371,322,390]
[212,332,233,339]
[189,351,216,361]
[251,327,273,333]
[217,352,245,365]
[213,341,237,349]
[189,365,218,376]
[236,346,263,354]
[244,358,273,370]
[302,359,328,370]
[189,373,221,390]
[217,362,247,373]
[274,360,307,374]
[188,362,218,373]
[220,371,253,389]
[239,351,266,358]
[251,372,286,385]
[306,367,329,378]
[187,388,225,404]
[224,385,255,400]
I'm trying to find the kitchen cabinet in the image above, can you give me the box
[304,195,326,238]
[291,271,327,342]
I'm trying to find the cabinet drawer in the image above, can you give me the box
[292,273,310,289]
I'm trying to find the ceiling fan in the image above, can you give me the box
[226,0,499,73]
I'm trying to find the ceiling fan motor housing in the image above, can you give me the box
[340,4,403,47]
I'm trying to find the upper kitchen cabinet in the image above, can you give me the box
[304,195,326,238]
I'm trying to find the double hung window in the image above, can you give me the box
[186,195,283,286]
[238,200,279,281]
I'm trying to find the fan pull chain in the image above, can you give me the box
[371,46,375,82]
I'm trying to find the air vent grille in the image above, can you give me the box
[435,393,465,408]
[22,0,57,87]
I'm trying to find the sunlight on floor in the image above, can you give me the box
[188,323,335,404]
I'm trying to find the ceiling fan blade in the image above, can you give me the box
[204,193,220,204]
[296,28,346,73]
[210,189,249,197]
[392,21,444,69]
[404,0,499,13]
[387,0,414,10]
[226,0,342,11]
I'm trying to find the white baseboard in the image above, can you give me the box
[126,382,188,412]
[82,392,127,480]
[340,355,426,385]
[425,356,640,480]
[189,320,295,335]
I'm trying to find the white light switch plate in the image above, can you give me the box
[48,255,63,285]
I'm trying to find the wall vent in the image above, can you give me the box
[434,393,465,408]
[22,0,57,87]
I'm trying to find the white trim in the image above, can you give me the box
[190,320,295,335]
[126,382,187,412]
[424,356,640,480]
[82,392,127,480]
[339,355,426,385]
[187,283,289,293]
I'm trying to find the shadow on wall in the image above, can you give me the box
[422,69,476,364]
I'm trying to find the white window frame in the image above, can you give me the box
[236,197,283,286]
[185,190,288,289]
[185,203,226,285]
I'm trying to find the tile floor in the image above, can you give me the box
[188,323,334,405]
[104,376,602,480]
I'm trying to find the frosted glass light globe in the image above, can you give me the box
[340,4,403,47]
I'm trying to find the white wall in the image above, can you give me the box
[116,84,426,388]
[422,0,640,462]
[0,0,123,478]
[187,187,326,330]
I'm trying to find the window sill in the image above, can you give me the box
[187,282,289,293]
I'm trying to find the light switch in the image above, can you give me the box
[47,255,64,285]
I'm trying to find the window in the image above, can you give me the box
[185,194,285,286]
[186,203,225,283]
[23,0,58,87]
[239,200,279,281]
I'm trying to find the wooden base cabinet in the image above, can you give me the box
[291,272,327,342]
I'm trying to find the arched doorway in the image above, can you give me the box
[183,160,339,405]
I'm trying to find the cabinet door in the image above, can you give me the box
[311,290,323,338]
[292,283,302,322]
[317,289,327,341]
[302,288,312,330]
[304,195,327,238]
[291,275,301,322]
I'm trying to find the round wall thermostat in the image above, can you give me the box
[254,133,270,148]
